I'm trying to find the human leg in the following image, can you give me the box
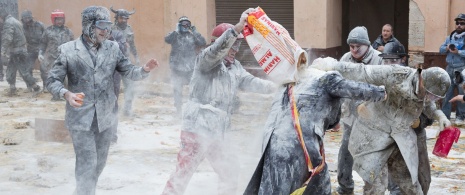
[162,131,208,195]
[68,115,100,195]
[207,139,240,195]
[337,123,354,194]
[387,146,423,195]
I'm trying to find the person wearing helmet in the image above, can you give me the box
[380,42,435,194]
[165,16,206,115]
[335,26,384,195]
[38,9,74,99]
[21,10,45,80]
[110,6,140,117]
[379,41,407,66]
[372,24,401,52]
[161,8,276,195]
[311,58,451,194]
[440,13,465,125]
[0,7,41,96]
[46,6,160,195]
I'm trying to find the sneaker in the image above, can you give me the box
[336,186,354,195]
[455,118,465,125]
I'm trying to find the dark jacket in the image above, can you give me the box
[372,34,399,51]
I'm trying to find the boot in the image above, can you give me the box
[8,85,17,97]
[32,85,41,97]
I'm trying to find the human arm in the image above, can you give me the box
[0,21,14,56]
[439,38,449,54]
[325,72,386,102]
[164,30,178,44]
[311,57,396,86]
[423,101,451,131]
[38,29,48,61]
[192,28,207,47]
[114,43,158,80]
[237,62,277,94]
[449,95,465,103]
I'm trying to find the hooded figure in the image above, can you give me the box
[311,58,451,195]
[110,6,140,116]
[38,9,74,98]
[165,15,206,115]
[46,6,159,195]
[162,9,275,195]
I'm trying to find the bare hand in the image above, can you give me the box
[235,8,256,33]
[449,95,464,103]
[143,59,159,72]
[65,92,85,108]
[377,46,384,52]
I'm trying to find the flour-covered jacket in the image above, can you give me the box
[339,46,383,126]
[39,25,74,59]
[165,30,206,72]
[23,20,45,53]
[182,28,274,138]
[1,15,27,55]
[46,36,149,132]
[244,68,385,195]
[329,62,437,185]
[112,25,138,59]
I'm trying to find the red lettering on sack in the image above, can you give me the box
[258,50,273,67]
[260,17,281,35]
[263,56,281,74]
[252,44,262,55]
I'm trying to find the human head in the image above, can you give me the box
[379,42,407,65]
[81,6,112,44]
[347,26,370,60]
[454,13,465,34]
[421,67,451,102]
[110,6,135,29]
[211,23,243,66]
[381,24,393,41]
[51,9,65,27]
[178,16,191,33]
[21,10,33,25]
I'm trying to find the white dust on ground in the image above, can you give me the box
[0,70,464,195]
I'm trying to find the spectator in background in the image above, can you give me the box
[372,24,400,53]
[440,13,465,125]
[21,10,45,82]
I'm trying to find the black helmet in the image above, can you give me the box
[379,42,407,59]
[455,13,465,21]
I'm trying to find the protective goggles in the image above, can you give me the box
[231,39,242,51]
[180,21,191,28]
[95,20,113,31]
[425,88,444,102]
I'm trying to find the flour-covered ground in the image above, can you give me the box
[1,71,464,195]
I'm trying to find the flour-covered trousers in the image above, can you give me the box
[69,114,112,195]
[162,131,239,195]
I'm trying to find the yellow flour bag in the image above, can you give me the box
[243,7,308,84]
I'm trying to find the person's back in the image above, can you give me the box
[2,15,27,52]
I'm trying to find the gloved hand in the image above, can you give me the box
[310,57,338,71]
[38,54,44,62]
[190,25,196,32]
[357,103,370,119]
[434,110,451,132]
